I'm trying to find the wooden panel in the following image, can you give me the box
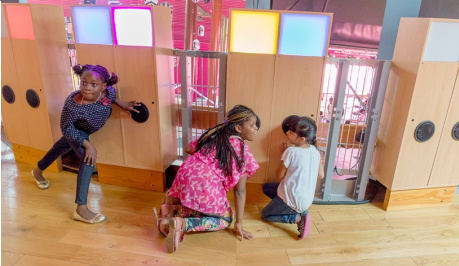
[152,5,176,171]
[155,48,177,170]
[394,62,457,189]
[226,52,276,183]
[317,123,366,148]
[97,163,165,192]
[175,106,219,129]
[267,56,324,181]
[12,143,62,172]
[1,37,29,145]
[74,44,116,71]
[151,6,173,49]
[76,44,125,166]
[392,18,430,73]
[11,39,54,151]
[383,186,456,211]
[374,18,432,188]
[115,46,161,170]
[429,66,459,186]
[30,4,70,76]
[371,66,405,189]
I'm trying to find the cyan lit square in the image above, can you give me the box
[279,13,330,57]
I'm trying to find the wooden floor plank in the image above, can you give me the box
[69,247,207,266]
[411,253,459,265]
[314,218,392,233]
[59,230,237,264]
[2,235,82,261]
[237,250,291,265]
[1,220,71,242]
[236,234,337,253]
[317,208,372,221]
[14,255,91,266]
[1,251,25,266]
[286,239,459,264]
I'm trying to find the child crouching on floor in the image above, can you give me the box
[261,115,324,239]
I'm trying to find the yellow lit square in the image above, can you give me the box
[230,10,279,54]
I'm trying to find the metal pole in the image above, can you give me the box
[353,61,391,201]
[180,51,193,160]
[320,60,350,201]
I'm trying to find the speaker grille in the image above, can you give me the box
[26,89,40,108]
[452,122,459,141]
[2,85,15,104]
[130,102,149,123]
[414,121,435,142]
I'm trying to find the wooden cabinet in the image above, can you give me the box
[226,9,332,183]
[1,4,72,172]
[72,6,176,191]
[372,18,459,210]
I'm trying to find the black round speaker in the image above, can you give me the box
[130,102,149,123]
[26,89,40,108]
[452,122,459,141]
[2,85,15,104]
[282,115,300,134]
[414,121,435,143]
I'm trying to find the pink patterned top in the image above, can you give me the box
[168,136,259,216]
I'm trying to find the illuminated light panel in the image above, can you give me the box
[5,5,35,40]
[423,21,459,62]
[279,13,330,57]
[112,7,153,47]
[230,11,279,54]
[72,6,112,45]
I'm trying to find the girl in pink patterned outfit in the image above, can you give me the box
[156,105,260,253]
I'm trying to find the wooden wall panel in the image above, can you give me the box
[1,37,29,145]
[266,56,325,181]
[11,39,54,151]
[32,4,70,76]
[115,46,161,170]
[155,48,178,170]
[226,52,275,183]
[151,6,176,170]
[429,67,459,186]
[393,62,457,190]
[373,18,447,190]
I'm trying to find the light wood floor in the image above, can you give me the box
[2,141,459,266]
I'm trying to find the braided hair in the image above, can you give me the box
[196,105,260,176]
[287,116,318,148]
[72,64,119,86]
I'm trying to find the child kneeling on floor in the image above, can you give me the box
[261,115,324,239]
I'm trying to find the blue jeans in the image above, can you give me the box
[38,134,94,205]
[261,196,300,224]
[262,182,280,199]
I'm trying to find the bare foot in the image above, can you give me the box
[32,167,46,182]
[76,205,97,220]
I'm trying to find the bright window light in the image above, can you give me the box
[112,7,153,47]
[279,13,330,57]
[230,10,279,54]
[5,5,35,40]
[72,6,113,45]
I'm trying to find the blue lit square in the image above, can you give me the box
[279,13,330,57]
[72,6,113,45]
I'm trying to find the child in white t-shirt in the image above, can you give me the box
[261,116,324,239]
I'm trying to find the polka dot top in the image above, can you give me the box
[60,86,117,146]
